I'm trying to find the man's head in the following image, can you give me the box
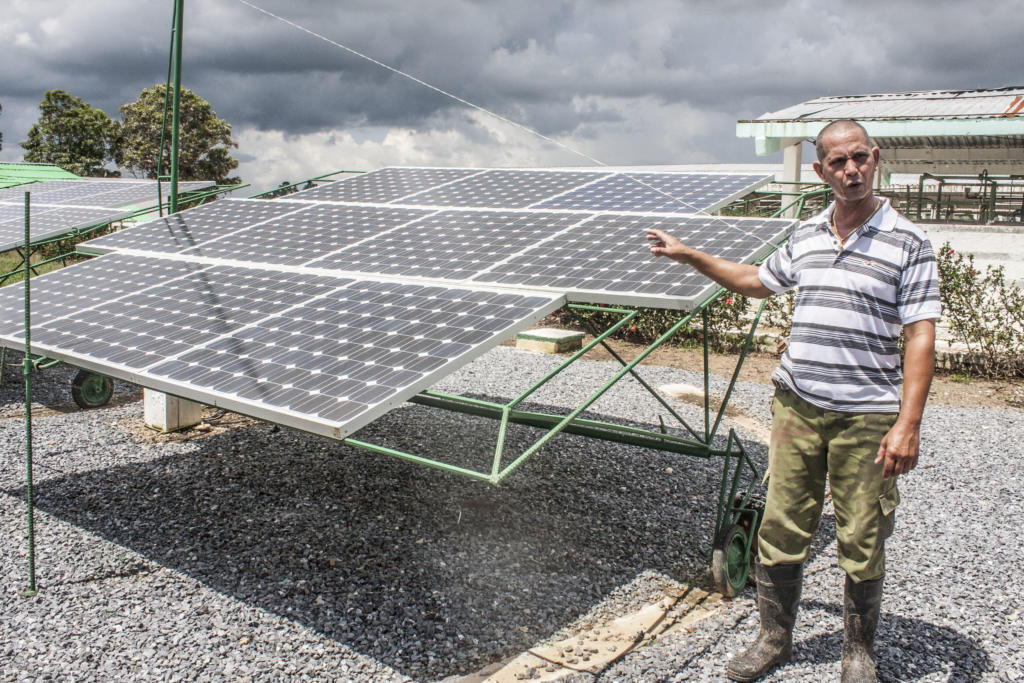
[813,119,880,205]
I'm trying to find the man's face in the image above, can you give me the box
[813,127,880,204]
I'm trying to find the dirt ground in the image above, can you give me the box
[568,337,1024,411]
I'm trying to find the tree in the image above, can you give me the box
[21,90,117,176]
[1,101,4,151]
[116,84,240,184]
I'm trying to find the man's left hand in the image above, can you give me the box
[875,418,920,478]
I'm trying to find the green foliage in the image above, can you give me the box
[259,180,315,199]
[761,289,794,337]
[116,84,240,184]
[936,241,1024,377]
[21,90,117,176]
[550,293,753,352]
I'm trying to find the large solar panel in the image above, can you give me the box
[0,180,83,201]
[398,170,609,209]
[289,168,479,203]
[474,213,783,305]
[0,204,133,252]
[532,172,772,213]
[0,254,561,438]
[0,179,216,252]
[80,199,311,256]
[308,210,590,279]
[0,179,210,207]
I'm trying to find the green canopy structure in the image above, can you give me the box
[0,162,80,189]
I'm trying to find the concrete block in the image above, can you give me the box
[516,328,585,354]
[144,389,204,432]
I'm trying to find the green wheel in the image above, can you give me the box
[712,524,751,598]
[71,370,113,409]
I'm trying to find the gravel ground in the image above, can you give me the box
[1,345,1022,682]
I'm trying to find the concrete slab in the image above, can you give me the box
[516,328,585,354]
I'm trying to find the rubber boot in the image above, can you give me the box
[841,574,883,683]
[725,562,803,682]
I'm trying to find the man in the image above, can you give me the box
[647,119,940,682]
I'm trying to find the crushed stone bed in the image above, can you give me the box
[1,346,1021,681]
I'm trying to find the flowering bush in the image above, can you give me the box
[936,242,1024,377]
[549,293,752,352]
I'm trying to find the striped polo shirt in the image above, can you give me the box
[758,198,941,413]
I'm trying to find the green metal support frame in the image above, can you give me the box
[338,295,767,592]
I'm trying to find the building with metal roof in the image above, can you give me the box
[736,87,1024,188]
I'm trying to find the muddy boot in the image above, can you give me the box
[725,562,803,682]
[841,574,883,682]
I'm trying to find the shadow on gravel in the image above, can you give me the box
[4,397,815,679]
[0,355,140,416]
[796,599,990,682]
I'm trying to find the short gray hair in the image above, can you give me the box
[814,119,874,161]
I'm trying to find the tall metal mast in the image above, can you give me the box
[170,0,184,213]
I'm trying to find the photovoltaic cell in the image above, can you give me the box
[0,254,561,439]
[289,168,480,204]
[532,173,773,213]
[399,170,610,208]
[308,210,588,279]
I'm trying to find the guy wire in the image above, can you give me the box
[234,0,788,249]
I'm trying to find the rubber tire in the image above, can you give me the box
[71,370,113,409]
[712,523,751,598]
[736,497,765,550]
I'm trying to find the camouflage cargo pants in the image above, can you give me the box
[757,388,901,583]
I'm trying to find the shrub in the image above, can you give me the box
[549,293,753,353]
[936,241,1024,377]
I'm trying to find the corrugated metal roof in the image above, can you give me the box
[746,87,1024,122]
[875,134,1024,149]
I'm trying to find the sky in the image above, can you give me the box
[1,0,1022,193]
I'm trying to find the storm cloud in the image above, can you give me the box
[2,0,1021,191]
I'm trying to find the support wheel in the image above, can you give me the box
[71,370,113,409]
[736,496,765,542]
[712,524,751,598]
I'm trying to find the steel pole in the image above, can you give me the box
[169,0,184,214]
[22,192,37,597]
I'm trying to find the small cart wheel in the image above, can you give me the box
[712,524,751,598]
[736,496,765,542]
[71,370,113,409]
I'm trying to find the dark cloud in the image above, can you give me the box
[2,0,1022,180]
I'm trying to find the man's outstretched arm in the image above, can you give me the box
[646,228,774,298]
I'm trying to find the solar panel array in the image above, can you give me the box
[0,253,560,438]
[2,166,793,440]
[0,178,213,251]
[84,167,788,309]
